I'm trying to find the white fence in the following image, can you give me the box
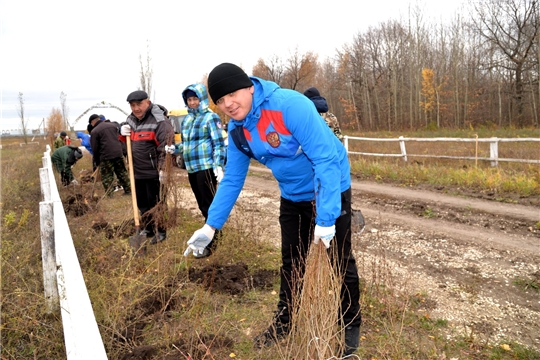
[39,145,107,359]
[343,136,540,166]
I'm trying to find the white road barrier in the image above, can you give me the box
[39,145,107,360]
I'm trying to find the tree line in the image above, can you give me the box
[251,0,538,131]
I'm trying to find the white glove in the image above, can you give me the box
[184,224,215,257]
[213,166,224,183]
[159,170,164,183]
[120,124,131,136]
[71,179,79,186]
[164,144,175,154]
[313,224,336,249]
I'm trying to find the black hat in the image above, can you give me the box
[60,131,67,136]
[126,90,148,102]
[208,63,253,103]
[89,114,100,123]
[74,149,83,160]
[303,87,320,99]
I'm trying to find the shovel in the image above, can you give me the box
[91,166,100,200]
[126,135,146,256]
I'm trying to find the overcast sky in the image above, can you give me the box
[0,0,463,132]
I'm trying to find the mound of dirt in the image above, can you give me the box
[91,219,133,239]
[119,333,234,360]
[188,262,277,295]
[64,193,91,217]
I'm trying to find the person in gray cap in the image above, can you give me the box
[183,63,362,356]
[120,90,174,244]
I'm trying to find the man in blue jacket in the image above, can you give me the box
[183,63,361,356]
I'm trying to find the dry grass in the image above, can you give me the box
[286,243,344,359]
[2,134,539,359]
[346,128,540,201]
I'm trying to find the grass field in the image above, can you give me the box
[1,129,539,359]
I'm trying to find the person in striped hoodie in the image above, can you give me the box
[179,83,226,258]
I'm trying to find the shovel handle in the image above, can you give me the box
[126,135,140,228]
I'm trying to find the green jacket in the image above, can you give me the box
[51,145,82,179]
[54,136,65,150]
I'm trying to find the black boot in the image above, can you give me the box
[253,319,289,348]
[253,308,290,348]
[150,231,166,244]
[343,325,360,356]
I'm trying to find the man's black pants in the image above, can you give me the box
[276,187,361,328]
[135,178,165,234]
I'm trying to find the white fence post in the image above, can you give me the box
[343,135,349,152]
[40,168,52,202]
[490,138,499,167]
[343,136,539,165]
[399,136,408,162]
[39,201,59,314]
[39,146,108,359]
[53,200,108,359]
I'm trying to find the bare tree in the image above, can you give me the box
[17,92,30,144]
[252,55,285,84]
[471,0,539,126]
[46,108,64,145]
[282,48,318,90]
[139,40,153,99]
[60,91,69,130]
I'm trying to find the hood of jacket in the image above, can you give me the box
[308,95,329,113]
[182,84,212,116]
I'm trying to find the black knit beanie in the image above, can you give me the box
[208,63,253,103]
[89,114,100,123]
[303,87,320,99]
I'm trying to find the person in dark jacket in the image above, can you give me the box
[89,114,131,197]
[303,87,344,142]
[51,145,83,186]
[120,91,175,244]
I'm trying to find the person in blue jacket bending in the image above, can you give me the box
[76,131,93,155]
[183,63,362,356]
[77,130,96,171]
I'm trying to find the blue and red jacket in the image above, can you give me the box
[122,103,174,179]
[207,77,351,230]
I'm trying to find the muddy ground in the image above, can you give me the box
[172,165,540,352]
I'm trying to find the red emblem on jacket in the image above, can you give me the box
[266,132,280,148]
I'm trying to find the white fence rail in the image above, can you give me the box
[39,145,107,359]
[343,136,540,166]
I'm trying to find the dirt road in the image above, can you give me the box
[176,165,540,350]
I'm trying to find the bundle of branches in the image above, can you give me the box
[286,242,344,359]
[146,152,179,230]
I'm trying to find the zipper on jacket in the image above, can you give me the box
[149,153,155,169]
